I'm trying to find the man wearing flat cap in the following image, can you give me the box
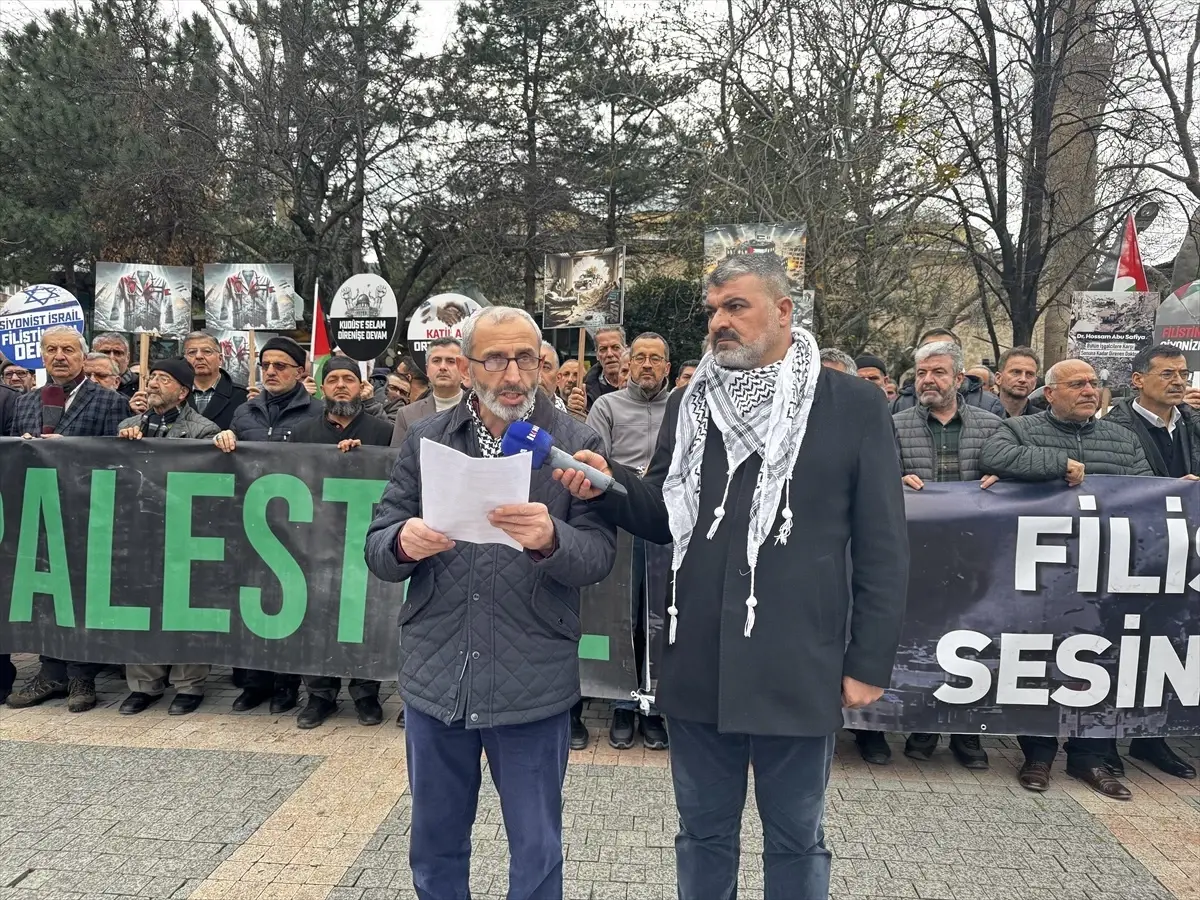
[115,358,221,716]
[291,357,393,730]
[213,335,322,714]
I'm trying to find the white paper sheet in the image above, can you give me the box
[419,438,533,550]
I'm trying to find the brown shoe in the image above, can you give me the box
[1068,764,1131,800]
[66,677,97,713]
[1018,760,1051,792]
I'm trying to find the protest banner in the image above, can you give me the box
[1068,290,1158,386]
[0,285,86,372]
[404,293,481,367]
[0,438,636,699]
[3,442,1198,737]
[94,264,191,338]
[328,274,398,362]
[203,264,296,331]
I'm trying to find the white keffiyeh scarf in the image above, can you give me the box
[661,327,821,643]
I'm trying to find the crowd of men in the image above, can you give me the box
[1,308,1196,796]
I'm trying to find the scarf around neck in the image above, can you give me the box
[661,327,821,643]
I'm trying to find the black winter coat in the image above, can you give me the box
[1103,399,1200,477]
[365,395,617,728]
[596,368,909,736]
[188,370,248,431]
[228,383,322,441]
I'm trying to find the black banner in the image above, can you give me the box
[846,478,1200,738]
[4,440,1198,737]
[0,438,637,699]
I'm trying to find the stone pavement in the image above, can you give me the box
[0,655,1197,900]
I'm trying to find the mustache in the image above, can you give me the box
[713,328,740,343]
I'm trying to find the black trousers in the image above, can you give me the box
[303,676,379,702]
[237,669,300,693]
[1,654,15,699]
[1019,735,1117,768]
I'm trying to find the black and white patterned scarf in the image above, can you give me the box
[661,327,821,643]
[468,391,534,458]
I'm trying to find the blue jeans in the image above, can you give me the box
[668,717,834,900]
[405,706,570,900]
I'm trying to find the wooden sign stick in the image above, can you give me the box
[138,332,151,393]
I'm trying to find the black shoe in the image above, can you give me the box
[269,684,299,715]
[949,734,989,770]
[1018,760,1051,792]
[1130,738,1196,779]
[296,696,337,730]
[904,733,939,761]
[396,706,406,728]
[569,713,590,750]
[641,714,669,751]
[169,694,203,716]
[119,692,161,716]
[855,731,892,766]
[231,687,270,712]
[66,677,97,713]
[1105,755,1126,778]
[609,708,636,749]
[5,674,68,708]
[354,696,383,726]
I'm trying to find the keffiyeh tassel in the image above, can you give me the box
[705,466,735,540]
[668,570,679,644]
[744,567,759,637]
[774,477,794,545]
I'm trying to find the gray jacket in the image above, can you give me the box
[893,403,1003,482]
[980,409,1153,480]
[585,380,671,472]
[365,395,617,728]
[118,404,220,440]
[389,393,439,447]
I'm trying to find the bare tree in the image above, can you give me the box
[895,0,1154,351]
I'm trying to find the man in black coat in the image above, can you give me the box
[182,331,248,430]
[556,254,908,900]
[213,336,322,713]
[291,357,392,730]
[1100,344,1199,781]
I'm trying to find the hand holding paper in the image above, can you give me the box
[419,438,533,550]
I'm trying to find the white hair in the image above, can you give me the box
[461,306,542,357]
[40,326,88,353]
[914,340,964,376]
[540,340,560,367]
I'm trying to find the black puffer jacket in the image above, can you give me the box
[365,395,617,728]
[228,383,321,441]
[1103,399,1200,477]
[893,403,1003,481]
[980,410,1153,480]
[892,373,1005,417]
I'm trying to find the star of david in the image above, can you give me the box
[21,285,59,306]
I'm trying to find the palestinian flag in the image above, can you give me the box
[310,280,331,398]
[1113,214,1150,292]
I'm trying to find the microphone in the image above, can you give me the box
[501,421,628,497]
[41,384,66,435]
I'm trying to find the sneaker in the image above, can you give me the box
[640,714,669,751]
[354,696,384,726]
[269,684,299,715]
[854,731,892,766]
[296,696,337,730]
[609,708,636,750]
[66,678,97,713]
[949,734,989,770]
[5,674,68,709]
[904,733,939,761]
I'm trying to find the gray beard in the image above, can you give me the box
[325,397,362,418]
[477,383,536,422]
[712,326,782,370]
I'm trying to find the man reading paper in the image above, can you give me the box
[365,306,616,900]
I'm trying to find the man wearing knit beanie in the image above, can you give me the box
[291,356,394,729]
[213,334,322,715]
[115,359,220,717]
